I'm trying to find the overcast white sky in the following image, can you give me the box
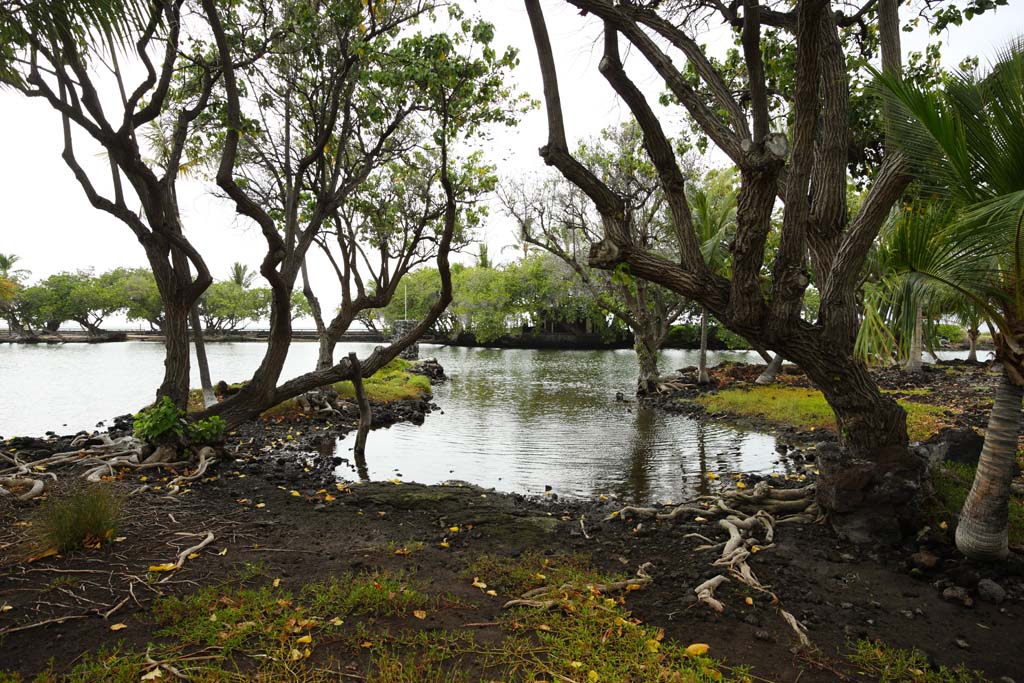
[1,0,1022,325]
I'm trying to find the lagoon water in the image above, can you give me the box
[0,341,977,503]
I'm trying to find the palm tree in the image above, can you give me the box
[879,39,1024,560]
[687,170,738,384]
[229,262,256,288]
[0,253,28,282]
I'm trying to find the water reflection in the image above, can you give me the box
[334,347,782,504]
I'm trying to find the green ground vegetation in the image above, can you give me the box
[0,552,996,683]
[696,385,949,442]
[848,639,989,682]
[36,486,122,553]
[251,359,429,418]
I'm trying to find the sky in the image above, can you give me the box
[1,0,1022,327]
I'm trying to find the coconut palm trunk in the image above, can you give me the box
[967,328,979,363]
[697,307,710,385]
[955,368,1023,561]
[756,353,784,385]
[903,305,925,373]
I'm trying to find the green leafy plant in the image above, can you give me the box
[132,396,186,442]
[38,486,122,552]
[187,416,226,445]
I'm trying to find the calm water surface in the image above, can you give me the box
[0,341,977,503]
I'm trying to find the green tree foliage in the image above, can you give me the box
[18,270,123,334]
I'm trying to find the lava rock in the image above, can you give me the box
[977,578,1006,604]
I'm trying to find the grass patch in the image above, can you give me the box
[37,486,122,553]
[262,359,430,418]
[698,385,950,441]
[465,551,623,597]
[331,358,431,403]
[930,462,1024,546]
[152,570,434,655]
[848,639,990,682]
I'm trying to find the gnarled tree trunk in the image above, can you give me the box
[634,330,660,395]
[955,369,1022,561]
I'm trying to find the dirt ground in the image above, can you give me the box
[1,360,1022,681]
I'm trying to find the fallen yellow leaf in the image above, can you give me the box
[290,490,301,497]
[218,548,228,556]
[394,548,411,556]
[706,473,719,480]
[296,634,312,644]
[685,643,710,657]
[109,623,128,631]
[187,553,200,560]
[324,494,336,502]
[148,563,178,572]
[273,578,281,588]
[588,671,599,682]
[645,639,661,653]
[439,539,450,548]
[360,641,373,648]
[330,617,344,626]
[449,526,460,533]
[290,648,303,661]
[486,590,497,597]
[736,481,747,489]
[255,503,266,509]
[413,610,427,620]
[472,578,487,589]
[745,597,754,606]
[140,668,163,681]
[537,624,552,632]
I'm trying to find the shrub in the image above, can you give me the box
[39,486,122,552]
[134,397,225,444]
[188,416,226,445]
[133,395,186,442]
[933,323,966,345]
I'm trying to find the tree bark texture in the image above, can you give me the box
[955,369,1023,560]
[349,352,372,459]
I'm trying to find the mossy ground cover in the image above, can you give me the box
[697,385,950,442]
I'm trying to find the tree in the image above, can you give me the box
[0,253,29,332]
[20,270,121,335]
[108,268,164,331]
[200,281,271,333]
[502,121,688,392]
[229,263,256,288]
[877,40,1024,559]
[380,266,460,337]
[200,0,524,427]
[3,0,215,406]
[523,0,925,540]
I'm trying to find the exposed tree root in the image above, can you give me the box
[503,563,654,610]
[1,437,218,502]
[609,480,820,650]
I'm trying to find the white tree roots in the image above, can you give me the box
[610,480,820,649]
[0,437,215,501]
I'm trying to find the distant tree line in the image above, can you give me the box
[0,260,308,337]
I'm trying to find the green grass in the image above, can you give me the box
[697,385,950,441]
[848,639,990,682]
[262,359,430,418]
[37,486,122,553]
[331,358,431,403]
[465,551,624,597]
[930,462,1024,546]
